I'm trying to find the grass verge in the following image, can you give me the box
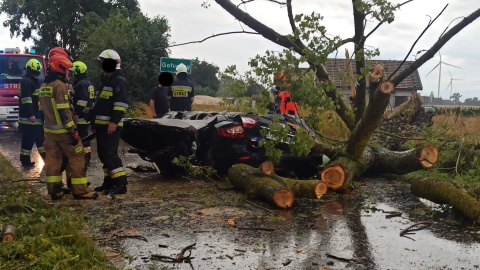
[0,153,115,270]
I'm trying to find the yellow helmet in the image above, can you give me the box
[25,58,42,72]
[70,61,88,74]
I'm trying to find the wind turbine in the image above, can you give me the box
[425,52,461,98]
[445,70,462,99]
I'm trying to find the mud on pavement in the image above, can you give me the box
[1,130,479,270]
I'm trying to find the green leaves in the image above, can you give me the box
[78,11,170,102]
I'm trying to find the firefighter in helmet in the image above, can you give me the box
[39,55,98,200]
[69,61,95,167]
[89,49,129,199]
[19,58,46,167]
[167,63,194,111]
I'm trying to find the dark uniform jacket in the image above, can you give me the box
[71,74,95,125]
[19,73,42,125]
[91,70,129,128]
[168,73,194,111]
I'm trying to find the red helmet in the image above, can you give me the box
[48,55,73,75]
[48,47,72,60]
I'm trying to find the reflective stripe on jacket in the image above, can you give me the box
[39,79,76,134]
[19,73,42,124]
[91,70,129,127]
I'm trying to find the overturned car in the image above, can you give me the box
[121,111,324,178]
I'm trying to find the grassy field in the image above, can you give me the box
[431,114,480,144]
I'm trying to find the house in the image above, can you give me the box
[323,59,423,110]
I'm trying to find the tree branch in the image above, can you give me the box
[286,0,296,33]
[392,7,480,86]
[149,31,260,50]
[388,4,448,80]
[237,0,287,8]
[215,0,302,51]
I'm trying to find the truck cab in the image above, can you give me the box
[0,47,47,124]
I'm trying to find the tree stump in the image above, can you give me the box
[2,225,16,242]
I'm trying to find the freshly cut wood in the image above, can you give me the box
[321,164,345,190]
[260,160,275,176]
[410,178,480,225]
[228,164,294,208]
[2,225,16,241]
[281,178,328,199]
[370,144,440,174]
[418,145,439,169]
[379,80,394,94]
[370,64,384,83]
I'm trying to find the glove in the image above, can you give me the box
[70,131,80,145]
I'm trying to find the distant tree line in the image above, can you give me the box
[0,0,260,103]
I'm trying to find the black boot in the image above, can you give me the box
[50,183,65,201]
[106,184,127,200]
[94,177,113,193]
[20,155,35,167]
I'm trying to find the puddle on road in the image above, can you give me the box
[1,131,479,270]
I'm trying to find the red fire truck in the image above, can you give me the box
[0,47,47,125]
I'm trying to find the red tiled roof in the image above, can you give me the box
[324,59,423,91]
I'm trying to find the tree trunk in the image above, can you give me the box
[321,144,439,191]
[228,164,294,208]
[410,178,480,225]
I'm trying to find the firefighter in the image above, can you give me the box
[278,90,299,116]
[167,63,194,111]
[19,58,46,167]
[273,72,299,116]
[89,49,129,199]
[69,61,95,167]
[39,55,97,200]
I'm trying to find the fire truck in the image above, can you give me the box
[0,47,47,125]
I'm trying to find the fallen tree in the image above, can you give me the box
[212,0,480,223]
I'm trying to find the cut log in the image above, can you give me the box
[369,144,439,174]
[418,145,439,169]
[281,178,328,199]
[410,178,480,225]
[2,225,16,242]
[321,164,345,190]
[228,164,294,208]
[258,160,327,199]
[260,160,275,176]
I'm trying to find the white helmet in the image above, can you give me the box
[98,49,121,69]
[176,63,188,74]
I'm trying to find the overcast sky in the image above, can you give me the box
[1,0,479,101]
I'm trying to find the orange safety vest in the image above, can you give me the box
[278,91,299,116]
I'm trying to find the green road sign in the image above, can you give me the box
[160,57,192,74]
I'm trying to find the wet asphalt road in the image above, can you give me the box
[1,127,480,270]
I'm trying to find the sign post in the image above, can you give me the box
[160,57,192,74]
